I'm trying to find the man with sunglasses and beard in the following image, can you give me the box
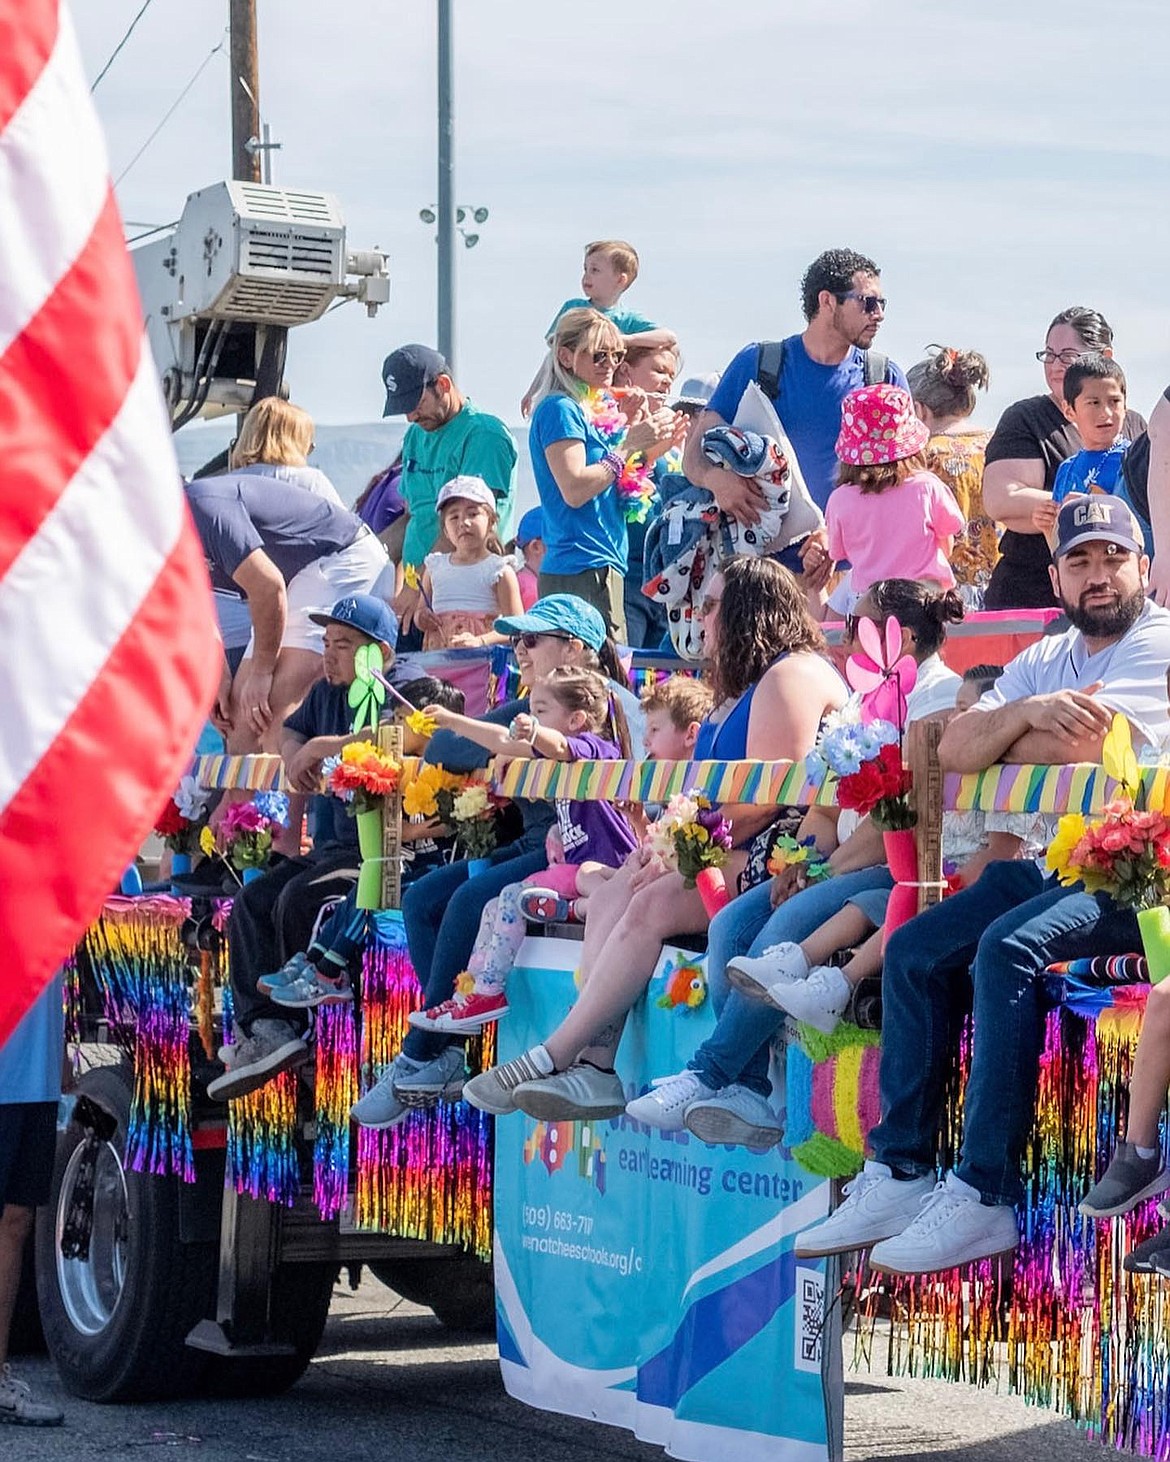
[793,498,1170,1276]
[684,248,906,534]
[381,344,518,645]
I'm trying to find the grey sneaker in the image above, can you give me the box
[0,1365,64,1426]
[463,1047,555,1115]
[726,941,810,1005]
[625,1070,714,1131]
[269,966,353,1009]
[256,950,315,997]
[1125,1222,1170,1274]
[351,1053,422,1129]
[1080,1141,1170,1218]
[514,1062,626,1121]
[206,1020,309,1103]
[684,1083,783,1150]
[393,1046,468,1106]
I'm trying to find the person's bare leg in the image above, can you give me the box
[0,1204,33,1371]
[799,907,875,985]
[544,877,708,1070]
[573,862,640,980]
[1124,979,1170,1149]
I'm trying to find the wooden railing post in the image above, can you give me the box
[907,718,944,913]
[377,722,404,911]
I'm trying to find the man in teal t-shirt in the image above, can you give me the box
[381,344,518,637]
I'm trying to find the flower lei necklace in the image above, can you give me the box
[579,388,657,523]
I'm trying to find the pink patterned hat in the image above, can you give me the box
[835,384,930,466]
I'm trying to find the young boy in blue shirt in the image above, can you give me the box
[1034,356,1131,540]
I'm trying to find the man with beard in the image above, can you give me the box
[684,248,906,522]
[794,497,1170,1274]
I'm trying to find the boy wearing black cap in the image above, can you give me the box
[380,345,517,639]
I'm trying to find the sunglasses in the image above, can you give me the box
[1035,348,1083,366]
[591,349,626,365]
[510,631,570,649]
[838,291,887,316]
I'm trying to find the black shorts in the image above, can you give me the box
[0,1102,57,1210]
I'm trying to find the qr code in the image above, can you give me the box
[794,1266,824,1372]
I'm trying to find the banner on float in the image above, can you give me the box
[494,936,835,1462]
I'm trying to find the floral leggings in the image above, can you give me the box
[464,863,580,996]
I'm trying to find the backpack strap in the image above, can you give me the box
[754,340,786,400]
[863,350,889,387]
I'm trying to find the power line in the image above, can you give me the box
[126,221,178,244]
[113,29,228,188]
[91,0,158,93]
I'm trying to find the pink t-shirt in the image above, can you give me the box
[825,469,965,596]
[517,564,539,610]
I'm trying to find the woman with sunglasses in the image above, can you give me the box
[529,307,680,639]
[464,556,848,1122]
[348,594,645,1127]
[983,307,1147,608]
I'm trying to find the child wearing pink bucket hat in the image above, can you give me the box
[825,383,965,611]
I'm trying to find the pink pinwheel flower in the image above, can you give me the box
[845,615,918,726]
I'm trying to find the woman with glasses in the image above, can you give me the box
[528,307,680,640]
[982,308,1146,608]
[463,556,848,1123]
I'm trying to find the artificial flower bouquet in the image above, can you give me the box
[1046,802,1170,912]
[154,774,211,856]
[446,779,499,861]
[646,791,733,914]
[809,713,914,831]
[324,741,401,815]
[199,793,288,876]
[401,762,463,821]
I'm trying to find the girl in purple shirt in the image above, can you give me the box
[409,667,635,1033]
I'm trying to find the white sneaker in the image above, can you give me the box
[0,1364,63,1426]
[868,1172,1018,1275]
[514,1062,626,1121]
[768,964,851,1034]
[725,941,810,1006]
[684,1083,783,1150]
[794,1161,934,1258]
[626,1070,714,1131]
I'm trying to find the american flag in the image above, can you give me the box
[0,3,222,1044]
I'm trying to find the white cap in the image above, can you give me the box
[436,475,496,513]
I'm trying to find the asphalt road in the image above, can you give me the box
[9,1276,1115,1461]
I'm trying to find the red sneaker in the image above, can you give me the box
[407,990,509,1033]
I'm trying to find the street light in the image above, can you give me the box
[420,204,490,257]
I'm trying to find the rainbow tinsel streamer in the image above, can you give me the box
[226,1070,299,1206]
[354,910,494,1258]
[82,896,197,1182]
[855,995,1170,1455]
[314,1002,358,1219]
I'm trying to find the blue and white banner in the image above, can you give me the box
[494,936,836,1462]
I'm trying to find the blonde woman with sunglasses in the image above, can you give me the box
[529,307,680,640]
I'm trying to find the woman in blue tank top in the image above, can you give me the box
[464,556,849,1121]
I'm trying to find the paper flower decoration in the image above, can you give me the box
[349,643,386,734]
[1102,713,1139,800]
[845,615,918,727]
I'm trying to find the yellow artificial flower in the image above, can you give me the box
[406,709,437,738]
[403,778,439,818]
[403,564,421,591]
[452,784,490,821]
[199,825,217,858]
[1045,812,1088,885]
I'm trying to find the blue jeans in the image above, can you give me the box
[872,860,1140,1206]
[400,840,547,1061]
[688,867,894,1096]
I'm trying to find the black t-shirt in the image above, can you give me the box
[283,681,360,855]
[984,395,1148,609]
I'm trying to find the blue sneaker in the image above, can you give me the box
[270,966,353,1009]
[256,951,315,997]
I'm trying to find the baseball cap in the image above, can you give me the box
[516,506,544,545]
[436,476,496,513]
[1053,497,1145,559]
[494,594,606,651]
[381,344,449,416]
[309,593,399,647]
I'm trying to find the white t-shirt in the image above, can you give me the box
[425,551,509,614]
[975,601,1170,749]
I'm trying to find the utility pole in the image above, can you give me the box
[229,0,261,183]
[436,0,455,371]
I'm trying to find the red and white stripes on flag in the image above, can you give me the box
[0,3,222,1044]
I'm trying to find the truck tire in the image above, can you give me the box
[203,1263,337,1398]
[369,1254,496,1333]
[34,1062,217,1401]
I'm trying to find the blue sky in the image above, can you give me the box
[76,0,1170,437]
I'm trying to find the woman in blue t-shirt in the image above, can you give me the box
[528,307,677,641]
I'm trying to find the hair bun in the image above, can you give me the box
[925,345,990,394]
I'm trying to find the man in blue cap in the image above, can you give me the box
[381,345,517,640]
[208,593,399,1100]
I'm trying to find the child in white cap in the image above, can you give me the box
[418,476,524,649]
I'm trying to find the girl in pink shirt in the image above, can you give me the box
[825,383,965,611]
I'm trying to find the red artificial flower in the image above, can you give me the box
[837,743,909,817]
[154,798,189,839]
